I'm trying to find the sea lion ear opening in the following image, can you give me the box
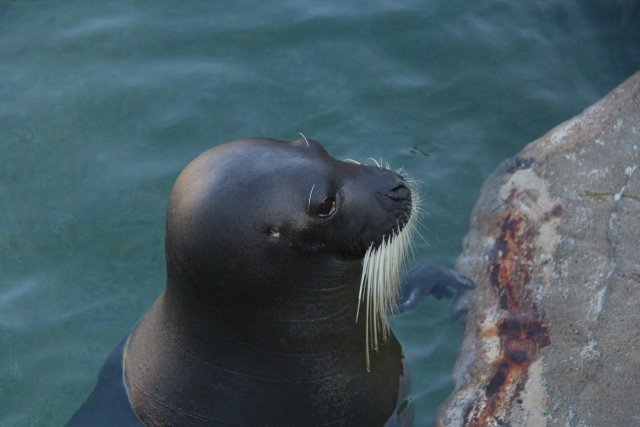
[269,229,281,238]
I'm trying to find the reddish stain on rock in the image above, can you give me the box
[463,189,555,427]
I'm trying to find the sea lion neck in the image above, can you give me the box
[125,281,402,427]
[161,257,365,353]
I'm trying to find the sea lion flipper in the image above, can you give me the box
[65,337,144,427]
[398,261,475,318]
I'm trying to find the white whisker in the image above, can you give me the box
[308,184,316,213]
[356,175,421,371]
[299,133,310,146]
[366,158,381,168]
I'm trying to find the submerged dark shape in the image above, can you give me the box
[66,137,473,427]
[65,339,142,427]
[399,261,475,321]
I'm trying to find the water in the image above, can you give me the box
[1,1,638,425]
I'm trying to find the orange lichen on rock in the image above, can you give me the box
[463,189,558,427]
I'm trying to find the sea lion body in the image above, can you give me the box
[72,138,413,427]
[66,137,472,427]
[65,337,413,427]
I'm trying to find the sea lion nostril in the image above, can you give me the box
[386,185,411,201]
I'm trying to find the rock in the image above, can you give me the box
[436,71,640,427]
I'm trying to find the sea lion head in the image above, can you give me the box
[165,137,416,312]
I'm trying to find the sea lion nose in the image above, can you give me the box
[385,181,411,201]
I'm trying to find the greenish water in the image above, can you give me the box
[1,1,638,426]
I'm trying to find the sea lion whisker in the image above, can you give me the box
[298,132,310,146]
[366,158,381,168]
[308,184,316,213]
[343,159,361,164]
[356,245,371,320]
[357,173,421,370]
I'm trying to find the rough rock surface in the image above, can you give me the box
[436,72,640,427]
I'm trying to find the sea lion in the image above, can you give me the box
[66,137,473,427]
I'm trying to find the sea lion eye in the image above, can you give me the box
[317,198,335,217]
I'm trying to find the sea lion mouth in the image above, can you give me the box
[356,173,421,371]
[367,210,412,252]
